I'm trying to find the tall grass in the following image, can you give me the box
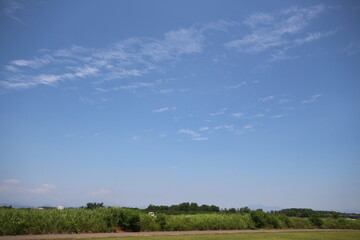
[1,208,360,235]
[0,207,140,235]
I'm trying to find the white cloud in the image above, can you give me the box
[90,189,112,195]
[35,74,63,85]
[5,65,20,72]
[214,124,234,131]
[258,96,274,102]
[73,66,98,78]
[344,42,360,56]
[243,124,254,130]
[236,123,257,135]
[19,184,56,193]
[3,179,20,184]
[178,129,208,141]
[271,114,286,119]
[199,126,209,131]
[1,20,236,90]
[11,59,31,66]
[268,49,298,62]
[232,112,246,118]
[132,135,140,141]
[233,113,265,119]
[117,82,155,91]
[192,137,208,141]
[141,27,205,62]
[225,4,329,59]
[301,94,322,104]
[279,98,290,104]
[243,13,275,28]
[224,125,234,131]
[294,32,322,45]
[209,108,227,116]
[178,129,200,137]
[153,107,176,113]
[226,81,247,89]
[3,0,23,24]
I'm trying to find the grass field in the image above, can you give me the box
[78,231,360,240]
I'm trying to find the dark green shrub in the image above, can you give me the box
[309,215,324,228]
[156,213,168,230]
[250,210,267,228]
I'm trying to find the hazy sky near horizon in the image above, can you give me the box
[0,0,359,212]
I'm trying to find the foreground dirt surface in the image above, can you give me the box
[0,229,358,240]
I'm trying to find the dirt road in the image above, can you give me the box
[0,229,357,240]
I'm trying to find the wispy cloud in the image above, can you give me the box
[199,126,209,131]
[19,184,56,193]
[178,129,200,137]
[3,0,23,24]
[232,112,246,118]
[209,108,227,116]
[301,94,322,104]
[214,124,234,131]
[153,107,176,113]
[3,179,20,184]
[90,188,112,195]
[226,81,247,89]
[225,4,331,61]
[236,123,257,135]
[270,114,287,119]
[232,112,265,119]
[278,98,290,104]
[1,21,233,90]
[178,129,208,141]
[258,96,274,102]
[192,137,208,141]
[344,42,360,56]
[132,135,140,141]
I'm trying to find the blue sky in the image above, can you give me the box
[0,0,359,212]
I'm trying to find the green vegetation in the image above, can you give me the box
[0,207,140,235]
[76,231,360,240]
[1,203,360,235]
[85,202,105,209]
[146,202,220,215]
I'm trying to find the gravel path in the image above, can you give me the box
[0,229,357,240]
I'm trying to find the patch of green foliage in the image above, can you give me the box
[0,207,140,235]
[1,204,360,235]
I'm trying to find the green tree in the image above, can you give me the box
[310,214,324,228]
[86,202,104,209]
[240,207,251,214]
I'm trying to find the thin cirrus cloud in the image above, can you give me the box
[226,81,247,89]
[0,6,333,91]
[199,126,209,131]
[2,0,23,24]
[209,108,227,116]
[90,189,112,195]
[178,129,208,141]
[3,178,20,184]
[225,4,332,61]
[0,21,233,90]
[232,113,265,119]
[258,96,274,102]
[152,107,176,113]
[18,184,56,193]
[301,94,322,104]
